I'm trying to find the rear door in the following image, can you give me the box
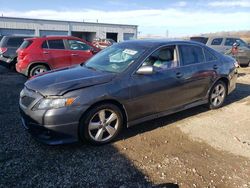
[42,39,71,69]
[176,44,217,104]
[208,37,224,53]
[66,39,93,65]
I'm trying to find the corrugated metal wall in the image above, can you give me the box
[39,30,68,36]
[0,28,35,36]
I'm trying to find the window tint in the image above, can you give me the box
[143,45,178,70]
[211,38,223,45]
[225,38,247,47]
[190,37,208,44]
[42,41,48,49]
[7,38,24,47]
[47,40,65,49]
[204,48,217,62]
[224,38,236,46]
[19,40,33,49]
[179,45,205,66]
[68,40,91,51]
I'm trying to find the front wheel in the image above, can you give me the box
[79,104,123,145]
[208,81,227,109]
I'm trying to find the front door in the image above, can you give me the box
[67,39,94,65]
[126,45,184,121]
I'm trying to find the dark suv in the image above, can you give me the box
[0,36,29,69]
[19,40,238,145]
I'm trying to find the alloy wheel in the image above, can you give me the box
[88,109,119,142]
[211,83,226,107]
[33,68,47,75]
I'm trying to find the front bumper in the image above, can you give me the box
[19,86,87,145]
[20,108,80,145]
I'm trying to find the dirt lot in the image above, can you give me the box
[0,66,250,188]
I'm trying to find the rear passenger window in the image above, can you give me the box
[19,40,33,50]
[204,48,217,62]
[47,40,65,49]
[211,38,223,45]
[179,45,205,66]
[224,38,236,46]
[42,41,48,49]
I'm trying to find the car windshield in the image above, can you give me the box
[84,44,146,73]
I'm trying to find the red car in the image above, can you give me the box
[16,36,100,77]
[92,38,116,49]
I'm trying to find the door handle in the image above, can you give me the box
[43,51,49,54]
[213,65,218,70]
[71,54,78,56]
[176,72,183,78]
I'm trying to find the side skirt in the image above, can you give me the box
[127,99,208,128]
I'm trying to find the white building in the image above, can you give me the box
[0,17,138,42]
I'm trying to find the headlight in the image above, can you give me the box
[33,97,76,110]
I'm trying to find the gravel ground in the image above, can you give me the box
[0,65,250,188]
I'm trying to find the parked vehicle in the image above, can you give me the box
[0,36,29,69]
[92,38,116,49]
[190,36,250,66]
[16,36,100,77]
[19,40,238,145]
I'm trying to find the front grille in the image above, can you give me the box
[21,96,35,107]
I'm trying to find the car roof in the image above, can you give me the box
[192,35,241,39]
[121,39,206,48]
[25,36,84,41]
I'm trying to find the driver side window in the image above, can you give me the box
[143,45,178,70]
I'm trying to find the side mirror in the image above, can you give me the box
[136,66,154,75]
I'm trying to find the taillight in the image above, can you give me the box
[18,50,26,60]
[0,47,7,54]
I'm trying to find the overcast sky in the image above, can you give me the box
[1,0,250,37]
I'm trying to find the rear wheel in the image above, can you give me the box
[208,81,227,109]
[29,65,49,77]
[79,104,123,145]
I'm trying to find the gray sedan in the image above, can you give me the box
[19,40,238,145]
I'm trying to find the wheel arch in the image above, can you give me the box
[207,77,229,97]
[79,99,128,128]
[27,62,51,76]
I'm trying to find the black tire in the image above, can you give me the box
[29,65,49,77]
[79,103,123,145]
[208,81,227,109]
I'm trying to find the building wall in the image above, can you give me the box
[0,17,137,41]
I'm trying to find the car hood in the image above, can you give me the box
[25,66,116,96]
